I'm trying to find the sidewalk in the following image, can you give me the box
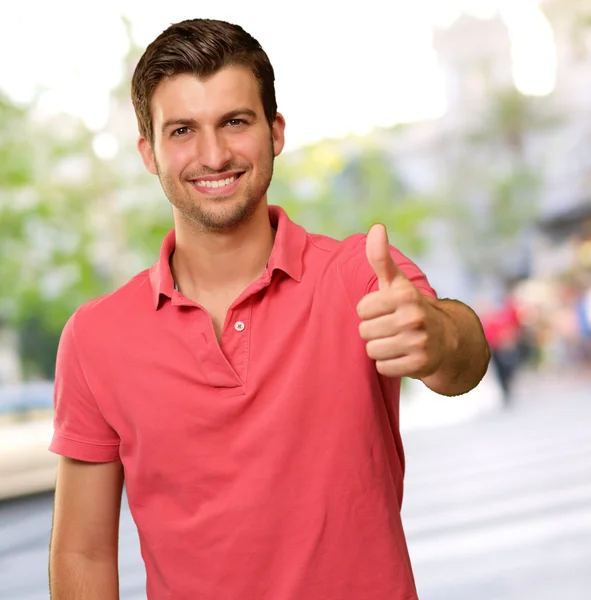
[400,368,505,432]
[400,364,591,433]
[0,418,56,500]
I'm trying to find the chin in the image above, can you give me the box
[192,198,259,231]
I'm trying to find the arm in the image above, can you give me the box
[49,457,124,600]
[419,297,490,396]
[357,224,490,396]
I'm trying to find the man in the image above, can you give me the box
[48,18,490,600]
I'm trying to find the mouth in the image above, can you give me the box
[189,172,244,196]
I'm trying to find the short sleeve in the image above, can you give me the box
[49,311,120,462]
[339,234,438,309]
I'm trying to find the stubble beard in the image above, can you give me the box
[155,141,275,233]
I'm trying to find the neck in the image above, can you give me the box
[170,201,274,296]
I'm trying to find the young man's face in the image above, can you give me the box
[139,65,285,231]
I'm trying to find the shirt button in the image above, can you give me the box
[234,321,245,332]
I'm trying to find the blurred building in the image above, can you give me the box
[378,8,591,298]
[373,13,521,301]
[535,0,591,280]
[433,13,514,120]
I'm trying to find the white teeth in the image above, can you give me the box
[195,175,237,189]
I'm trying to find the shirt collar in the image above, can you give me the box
[149,204,307,309]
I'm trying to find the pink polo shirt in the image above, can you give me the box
[50,205,436,600]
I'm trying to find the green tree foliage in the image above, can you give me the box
[0,93,115,378]
[0,97,36,187]
[270,138,437,256]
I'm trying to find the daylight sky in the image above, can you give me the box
[0,0,555,151]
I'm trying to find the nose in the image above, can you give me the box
[196,128,232,172]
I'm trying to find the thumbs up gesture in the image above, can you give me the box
[356,224,446,379]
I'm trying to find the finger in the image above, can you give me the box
[358,313,400,341]
[365,336,405,362]
[365,330,427,361]
[358,304,425,340]
[366,223,400,289]
[356,286,420,321]
[374,356,425,379]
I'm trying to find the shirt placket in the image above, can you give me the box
[219,299,252,387]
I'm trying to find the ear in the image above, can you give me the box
[271,112,286,158]
[137,136,158,175]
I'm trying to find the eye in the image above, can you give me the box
[172,127,190,137]
[226,119,246,127]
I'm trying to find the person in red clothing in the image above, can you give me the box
[48,19,490,600]
[480,295,522,404]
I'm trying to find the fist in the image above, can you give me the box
[356,224,445,379]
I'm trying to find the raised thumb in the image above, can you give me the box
[366,223,399,289]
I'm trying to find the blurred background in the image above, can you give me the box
[1,0,590,598]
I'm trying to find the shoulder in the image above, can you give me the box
[299,229,435,302]
[65,269,152,345]
[334,232,437,305]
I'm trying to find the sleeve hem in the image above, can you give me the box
[49,434,120,463]
[416,285,438,299]
[365,274,438,299]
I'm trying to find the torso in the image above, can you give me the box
[53,217,437,600]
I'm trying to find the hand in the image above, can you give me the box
[356,224,446,379]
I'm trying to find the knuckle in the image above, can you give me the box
[407,307,426,330]
[356,301,366,319]
[414,331,429,349]
[403,289,416,304]
[398,286,418,305]
[358,321,370,340]
[376,361,390,376]
[366,341,378,359]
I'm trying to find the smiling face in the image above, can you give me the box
[138,66,285,231]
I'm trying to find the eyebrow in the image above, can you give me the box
[161,109,258,133]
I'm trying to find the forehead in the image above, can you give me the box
[150,66,262,124]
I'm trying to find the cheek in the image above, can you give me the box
[158,142,193,173]
[230,132,272,165]
[227,136,253,158]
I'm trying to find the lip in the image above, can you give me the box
[189,172,243,196]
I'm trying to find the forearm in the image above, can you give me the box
[49,551,119,600]
[421,298,490,396]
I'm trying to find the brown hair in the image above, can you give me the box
[131,19,277,143]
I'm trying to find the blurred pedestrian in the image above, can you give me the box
[480,294,522,405]
[47,18,490,600]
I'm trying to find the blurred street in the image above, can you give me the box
[1,368,590,600]
[403,368,591,600]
